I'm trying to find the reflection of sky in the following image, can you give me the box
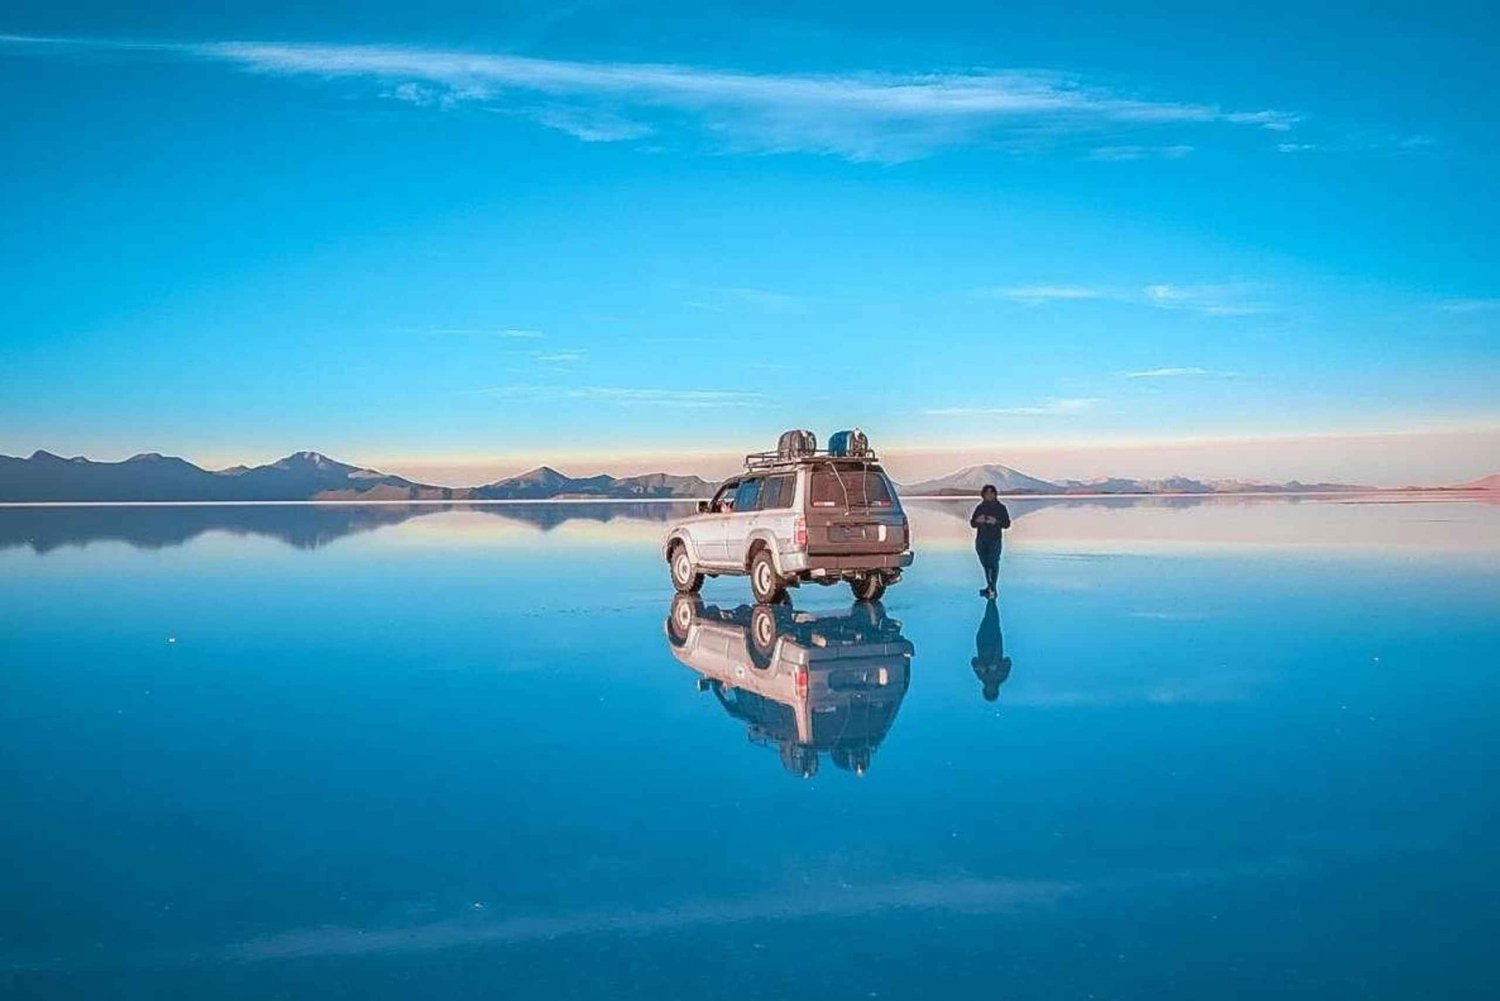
[1,498,1497,995]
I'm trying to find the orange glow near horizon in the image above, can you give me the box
[369,426,1500,490]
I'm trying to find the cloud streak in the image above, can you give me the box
[0,34,1298,162]
[1124,366,1236,379]
[926,397,1099,417]
[984,282,1267,316]
[1087,144,1195,161]
[1142,283,1265,316]
[987,285,1105,306]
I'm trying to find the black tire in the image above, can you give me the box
[850,574,887,603]
[747,603,781,667]
[749,547,787,604]
[669,543,704,594]
[667,593,700,646]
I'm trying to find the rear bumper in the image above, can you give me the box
[779,550,913,574]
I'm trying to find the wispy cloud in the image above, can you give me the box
[527,106,655,143]
[926,397,1099,417]
[983,282,1266,316]
[985,285,1104,306]
[1440,298,1500,314]
[0,34,1299,162]
[533,350,585,364]
[1124,366,1236,379]
[1087,144,1194,161]
[481,385,762,408]
[1141,283,1266,316]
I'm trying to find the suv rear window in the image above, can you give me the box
[809,464,896,509]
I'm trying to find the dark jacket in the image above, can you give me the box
[969,499,1011,545]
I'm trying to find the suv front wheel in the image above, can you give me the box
[669,544,704,594]
[749,548,787,604]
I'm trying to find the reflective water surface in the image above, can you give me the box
[2,497,1497,999]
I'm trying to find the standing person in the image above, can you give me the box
[969,484,1011,598]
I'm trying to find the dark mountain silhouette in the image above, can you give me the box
[903,463,1057,495]
[0,450,461,502]
[470,466,715,500]
[0,451,714,503]
[902,464,1373,496]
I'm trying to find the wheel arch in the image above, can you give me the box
[666,532,701,564]
[743,530,784,573]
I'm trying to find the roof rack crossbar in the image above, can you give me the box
[742,449,880,471]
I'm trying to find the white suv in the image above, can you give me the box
[663,436,913,603]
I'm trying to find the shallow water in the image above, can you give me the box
[2,497,1497,999]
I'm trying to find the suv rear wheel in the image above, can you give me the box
[749,548,787,604]
[850,574,887,603]
[669,544,704,593]
[747,603,781,668]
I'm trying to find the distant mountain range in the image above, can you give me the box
[0,450,1492,503]
[899,463,1425,497]
[0,451,715,503]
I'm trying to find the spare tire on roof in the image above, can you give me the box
[777,429,817,458]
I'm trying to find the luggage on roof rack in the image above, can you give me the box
[743,428,879,470]
[777,429,817,459]
[828,428,869,458]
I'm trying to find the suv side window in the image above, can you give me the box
[760,474,794,510]
[733,478,762,511]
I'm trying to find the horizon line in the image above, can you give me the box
[5,435,1497,491]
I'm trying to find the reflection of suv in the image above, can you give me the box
[664,594,913,778]
[663,431,913,603]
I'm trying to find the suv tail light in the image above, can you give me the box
[793,516,807,549]
[900,515,910,545]
[795,666,809,699]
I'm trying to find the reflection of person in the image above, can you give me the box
[971,598,1012,702]
[969,484,1012,598]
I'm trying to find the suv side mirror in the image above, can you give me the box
[697,500,711,513]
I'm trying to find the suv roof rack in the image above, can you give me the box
[742,449,881,472]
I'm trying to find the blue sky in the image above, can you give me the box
[1,2,1496,483]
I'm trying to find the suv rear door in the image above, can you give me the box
[803,462,908,557]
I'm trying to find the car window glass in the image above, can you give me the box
[810,465,896,509]
[761,474,793,509]
[733,478,762,511]
[713,482,739,511]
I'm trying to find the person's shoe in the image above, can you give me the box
[979,588,990,597]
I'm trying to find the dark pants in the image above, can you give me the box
[976,539,1002,590]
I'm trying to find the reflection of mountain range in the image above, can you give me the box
[0,451,714,502]
[902,463,1388,496]
[0,502,691,553]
